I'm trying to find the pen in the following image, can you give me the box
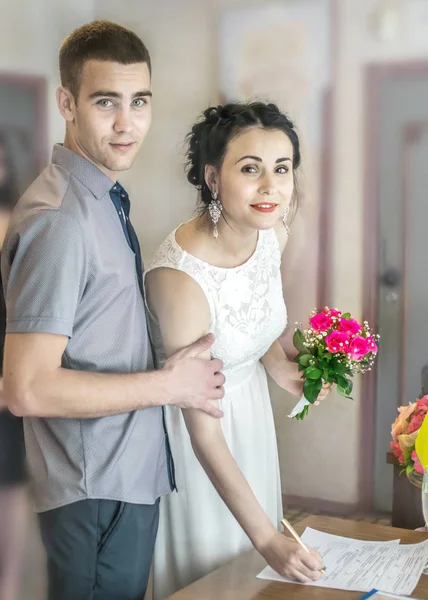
[280,518,327,577]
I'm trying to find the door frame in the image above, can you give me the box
[0,72,49,173]
[360,60,428,508]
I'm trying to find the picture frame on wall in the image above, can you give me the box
[0,74,48,200]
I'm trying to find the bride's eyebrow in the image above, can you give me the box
[235,155,292,164]
[235,155,262,164]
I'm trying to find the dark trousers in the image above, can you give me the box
[38,499,160,600]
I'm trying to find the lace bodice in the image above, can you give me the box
[145,227,287,376]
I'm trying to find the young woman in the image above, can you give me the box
[146,102,330,599]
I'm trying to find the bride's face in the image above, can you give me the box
[211,126,295,232]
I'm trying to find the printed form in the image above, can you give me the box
[257,528,428,596]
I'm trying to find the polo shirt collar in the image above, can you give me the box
[52,144,114,200]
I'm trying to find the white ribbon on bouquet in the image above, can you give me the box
[287,395,310,419]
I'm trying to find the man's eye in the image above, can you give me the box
[133,98,146,107]
[98,99,113,108]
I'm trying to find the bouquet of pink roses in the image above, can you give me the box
[288,307,379,420]
[390,397,428,477]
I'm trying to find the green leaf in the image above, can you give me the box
[304,366,323,380]
[295,405,309,420]
[323,369,330,381]
[293,329,309,354]
[298,354,312,367]
[342,312,351,320]
[337,377,353,396]
[406,464,414,476]
[332,363,348,376]
[337,386,349,398]
[337,375,349,390]
[303,378,322,403]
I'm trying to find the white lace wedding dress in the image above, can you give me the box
[146,226,287,600]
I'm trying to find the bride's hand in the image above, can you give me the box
[313,381,332,406]
[258,532,324,583]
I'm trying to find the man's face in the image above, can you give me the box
[63,60,152,180]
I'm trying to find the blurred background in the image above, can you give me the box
[2,0,428,597]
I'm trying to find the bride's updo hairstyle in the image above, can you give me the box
[185,101,301,213]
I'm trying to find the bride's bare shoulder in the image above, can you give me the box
[175,218,212,261]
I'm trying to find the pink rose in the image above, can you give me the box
[412,450,424,474]
[323,308,342,318]
[417,396,428,412]
[366,335,378,354]
[339,318,362,336]
[309,313,333,332]
[391,440,405,464]
[325,331,350,353]
[348,336,369,360]
[407,414,425,435]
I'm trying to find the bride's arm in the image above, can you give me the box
[261,341,304,396]
[265,227,332,400]
[146,267,324,583]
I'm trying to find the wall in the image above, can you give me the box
[281,0,428,505]
[0,0,95,154]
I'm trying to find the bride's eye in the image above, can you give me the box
[241,165,258,174]
[276,165,289,174]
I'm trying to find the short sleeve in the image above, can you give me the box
[1,209,87,337]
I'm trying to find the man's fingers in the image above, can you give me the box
[211,386,225,400]
[214,372,225,387]
[182,333,215,358]
[210,358,224,373]
[201,401,224,419]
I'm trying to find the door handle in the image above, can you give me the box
[379,267,401,288]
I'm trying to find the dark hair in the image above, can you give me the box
[59,20,151,100]
[186,102,301,215]
[0,133,19,210]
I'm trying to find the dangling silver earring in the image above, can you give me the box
[282,206,291,236]
[209,191,222,238]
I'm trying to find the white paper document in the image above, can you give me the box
[257,527,428,596]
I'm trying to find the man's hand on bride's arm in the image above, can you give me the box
[146,268,225,418]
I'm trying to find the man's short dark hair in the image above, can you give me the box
[59,20,151,100]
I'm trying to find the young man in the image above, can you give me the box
[1,21,225,600]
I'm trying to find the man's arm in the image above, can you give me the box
[4,331,225,418]
[2,210,225,419]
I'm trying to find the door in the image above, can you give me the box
[372,69,428,511]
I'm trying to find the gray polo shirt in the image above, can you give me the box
[1,144,172,512]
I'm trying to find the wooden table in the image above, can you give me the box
[165,516,428,600]
[387,450,425,529]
